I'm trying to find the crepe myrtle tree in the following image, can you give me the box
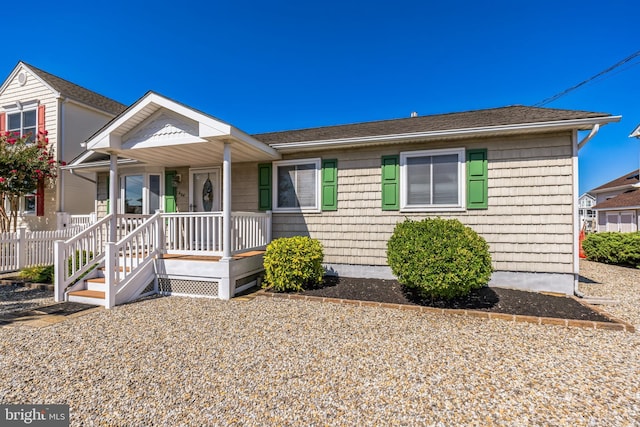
[0,130,62,231]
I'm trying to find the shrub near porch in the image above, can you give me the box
[387,218,493,300]
[263,236,324,292]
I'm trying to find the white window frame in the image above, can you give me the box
[119,172,164,215]
[22,192,37,215]
[272,158,321,213]
[4,101,39,143]
[400,147,465,212]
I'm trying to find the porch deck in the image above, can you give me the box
[56,212,271,308]
[160,250,265,262]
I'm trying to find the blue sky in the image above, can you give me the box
[3,0,638,194]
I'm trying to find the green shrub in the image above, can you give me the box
[68,250,94,274]
[19,265,54,283]
[582,232,640,268]
[263,236,324,292]
[387,218,493,300]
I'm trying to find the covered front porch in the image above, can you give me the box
[56,92,281,308]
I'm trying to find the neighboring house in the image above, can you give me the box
[590,170,640,232]
[578,192,596,231]
[0,62,126,231]
[58,92,620,308]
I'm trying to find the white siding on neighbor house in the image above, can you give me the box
[62,102,113,214]
[260,132,576,276]
[0,65,59,230]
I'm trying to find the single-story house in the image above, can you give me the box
[591,170,640,232]
[56,92,620,307]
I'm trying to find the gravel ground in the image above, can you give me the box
[0,284,53,315]
[579,259,640,326]
[0,261,639,426]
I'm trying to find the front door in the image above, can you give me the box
[189,168,221,212]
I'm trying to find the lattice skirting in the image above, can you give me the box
[157,277,219,298]
[141,280,155,295]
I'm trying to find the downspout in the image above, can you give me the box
[574,124,601,298]
[56,97,67,212]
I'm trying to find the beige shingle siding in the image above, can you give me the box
[265,132,575,275]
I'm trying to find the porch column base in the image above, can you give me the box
[217,259,234,300]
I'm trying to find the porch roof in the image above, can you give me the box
[82,91,281,167]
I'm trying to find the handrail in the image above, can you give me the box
[54,214,114,302]
[105,212,163,308]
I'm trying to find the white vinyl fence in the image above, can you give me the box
[0,227,82,273]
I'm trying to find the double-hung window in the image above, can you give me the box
[7,107,37,143]
[400,148,465,211]
[273,158,321,212]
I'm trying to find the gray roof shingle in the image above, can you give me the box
[24,62,127,116]
[253,105,612,145]
[591,170,640,192]
[592,188,640,209]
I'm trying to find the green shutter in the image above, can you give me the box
[164,171,177,213]
[466,149,488,209]
[381,155,399,211]
[321,159,338,211]
[258,163,272,211]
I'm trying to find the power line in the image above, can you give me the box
[534,50,640,107]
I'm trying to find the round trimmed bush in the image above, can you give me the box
[263,236,324,292]
[387,218,493,300]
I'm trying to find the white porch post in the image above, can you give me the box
[109,152,118,242]
[222,142,232,260]
[218,142,233,300]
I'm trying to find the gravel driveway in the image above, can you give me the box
[0,261,639,425]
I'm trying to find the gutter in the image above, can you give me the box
[269,116,620,152]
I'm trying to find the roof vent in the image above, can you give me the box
[17,71,26,86]
[410,111,418,118]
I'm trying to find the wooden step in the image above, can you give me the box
[87,277,105,284]
[67,290,105,299]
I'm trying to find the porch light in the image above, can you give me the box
[172,174,182,187]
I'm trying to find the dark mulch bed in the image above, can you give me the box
[291,276,613,323]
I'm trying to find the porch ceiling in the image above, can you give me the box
[84,91,281,166]
[106,139,275,167]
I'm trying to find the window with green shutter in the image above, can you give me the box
[258,163,272,211]
[321,159,338,211]
[381,155,400,210]
[466,149,488,209]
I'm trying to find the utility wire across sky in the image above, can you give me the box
[535,50,640,107]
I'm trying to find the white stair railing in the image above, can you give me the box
[54,214,114,302]
[105,212,163,308]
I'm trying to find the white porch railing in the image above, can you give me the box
[231,211,272,254]
[69,213,97,229]
[116,214,151,240]
[54,211,271,306]
[163,212,223,255]
[162,211,271,256]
